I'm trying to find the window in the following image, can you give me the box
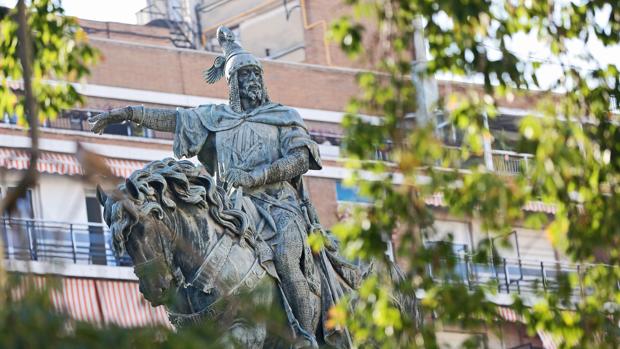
[335,181,371,204]
[102,121,131,136]
[2,187,35,260]
[424,241,470,281]
[85,196,107,265]
[3,187,34,219]
[2,113,18,125]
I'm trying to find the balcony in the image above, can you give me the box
[427,253,602,300]
[3,109,535,175]
[4,109,345,147]
[492,150,532,175]
[443,146,533,175]
[1,217,131,266]
[1,217,600,303]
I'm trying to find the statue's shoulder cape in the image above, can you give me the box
[196,103,308,132]
[173,102,321,170]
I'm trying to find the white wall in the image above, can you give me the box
[37,174,88,224]
[199,0,267,31]
[431,220,472,248]
[511,228,556,262]
[240,3,305,61]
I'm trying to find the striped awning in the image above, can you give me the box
[498,306,558,349]
[0,148,147,178]
[497,306,522,322]
[13,276,170,328]
[95,280,170,327]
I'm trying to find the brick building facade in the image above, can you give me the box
[0,4,567,348]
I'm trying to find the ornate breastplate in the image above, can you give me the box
[215,121,279,175]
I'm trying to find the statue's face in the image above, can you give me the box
[237,65,264,104]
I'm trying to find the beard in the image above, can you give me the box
[240,84,263,103]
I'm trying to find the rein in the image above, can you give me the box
[133,211,185,285]
[130,197,268,325]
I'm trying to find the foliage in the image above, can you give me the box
[0,0,98,126]
[0,276,239,349]
[329,0,619,348]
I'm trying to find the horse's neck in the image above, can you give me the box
[177,212,255,274]
[172,209,214,275]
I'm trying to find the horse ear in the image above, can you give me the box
[96,185,108,205]
[126,178,140,199]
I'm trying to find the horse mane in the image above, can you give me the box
[108,158,252,255]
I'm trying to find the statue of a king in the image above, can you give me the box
[89,26,362,348]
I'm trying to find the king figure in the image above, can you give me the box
[90,26,362,348]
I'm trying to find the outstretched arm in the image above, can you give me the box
[88,105,177,134]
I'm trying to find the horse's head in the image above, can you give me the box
[97,158,252,306]
[97,183,178,306]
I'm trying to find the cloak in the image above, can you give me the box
[173,102,321,172]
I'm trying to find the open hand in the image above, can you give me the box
[88,108,128,134]
[225,168,255,188]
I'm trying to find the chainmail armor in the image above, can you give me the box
[126,105,177,132]
[251,148,309,187]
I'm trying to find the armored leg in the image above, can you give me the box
[272,209,320,338]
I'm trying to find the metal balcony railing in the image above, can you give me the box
[4,110,345,147]
[2,217,608,302]
[492,150,532,174]
[426,254,606,299]
[1,217,131,267]
[443,146,533,174]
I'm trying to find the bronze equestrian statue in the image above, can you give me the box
[91,27,364,348]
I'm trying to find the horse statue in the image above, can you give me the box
[96,158,364,348]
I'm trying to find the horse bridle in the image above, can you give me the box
[132,211,186,287]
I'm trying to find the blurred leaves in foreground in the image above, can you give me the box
[329,0,619,348]
[0,0,99,126]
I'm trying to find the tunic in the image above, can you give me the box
[172,102,321,242]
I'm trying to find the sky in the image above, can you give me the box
[0,0,147,23]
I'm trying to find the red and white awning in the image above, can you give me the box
[497,306,522,322]
[13,276,170,328]
[95,280,170,328]
[0,148,148,178]
[498,306,558,349]
[424,193,445,207]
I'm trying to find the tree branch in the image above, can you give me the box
[0,0,39,215]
